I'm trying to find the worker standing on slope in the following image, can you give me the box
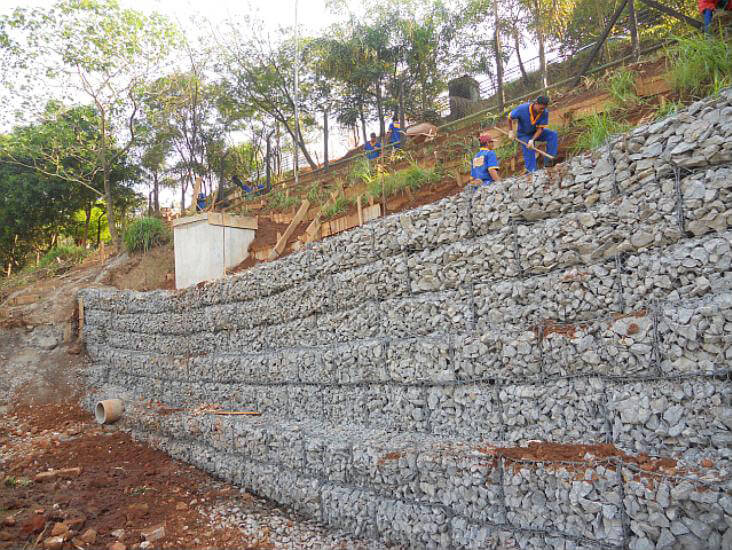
[387,115,403,150]
[507,95,558,173]
[470,133,501,187]
[364,132,381,160]
[699,0,731,33]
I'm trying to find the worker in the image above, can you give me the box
[364,132,381,160]
[387,115,403,149]
[507,95,558,173]
[470,133,501,186]
[700,0,731,32]
[195,192,206,212]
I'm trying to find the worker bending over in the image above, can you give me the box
[470,133,501,186]
[508,95,558,173]
[387,115,403,149]
[700,0,731,32]
[364,132,381,160]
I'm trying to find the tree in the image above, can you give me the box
[0,0,179,241]
[216,17,320,171]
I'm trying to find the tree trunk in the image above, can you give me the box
[323,106,329,171]
[96,212,106,247]
[375,81,385,149]
[82,204,92,247]
[100,111,118,242]
[493,0,505,112]
[536,22,548,92]
[628,0,640,60]
[399,78,406,130]
[359,104,367,145]
[153,171,160,213]
[514,29,531,87]
[181,179,187,211]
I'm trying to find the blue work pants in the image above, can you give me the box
[519,129,558,173]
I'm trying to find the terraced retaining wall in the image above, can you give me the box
[81,89,732,549]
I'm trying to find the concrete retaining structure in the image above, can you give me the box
[81,89,732,549]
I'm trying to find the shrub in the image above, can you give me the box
[322,196,352,219]
[347,157,372,186]
[670,35,732,99]
[306,182,328,205]
[123,217,170,254]
[573,112,631,153]
[265,190,300,212]
[365,163,441,201]
[38,244,88,268]
[495,140,518,162]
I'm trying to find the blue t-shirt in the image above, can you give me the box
[510,102,549,139]
[388,121,402,144]
[470,148,499,183]
[364,140,381,159]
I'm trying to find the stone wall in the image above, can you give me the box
[81,89,732,549]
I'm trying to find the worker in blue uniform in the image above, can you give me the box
[507,95,558,173]
[470,133,501,187]
[387,115,403,149]
[364,132,381,160]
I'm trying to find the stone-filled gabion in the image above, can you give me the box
[79,90,732,549]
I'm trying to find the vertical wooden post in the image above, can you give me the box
[357,195,364,225]
[628,0,640,61]
[455,170,464,188]
[77,297,85,343]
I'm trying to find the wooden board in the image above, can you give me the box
[78,297,85,342]
[269,199,310,259]
[11,294,40,306]
[207,213,258,230]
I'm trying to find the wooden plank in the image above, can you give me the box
[78,297,85,343]
[455,170,464,188]
[363,204,381,222]
[269,199,310,259]
[188,176,202,215]
[357,195,363,225]
[12,294,40,306]
[207,213,258,230]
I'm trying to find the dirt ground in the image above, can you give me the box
[0,400,275,550]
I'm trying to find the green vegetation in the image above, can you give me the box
[670,35,732,99]
[38,245,88,269]
[347,157,373,187]
[608,68,639,106]
[495,140,518,162]
[3,477,32,488]
[123,217,170,254]
[573,112,631,153]
[654,100,682,121]
[265,190,300,212]
[306,182,328,206]
[322,196,353,219]
[366,163,442,202]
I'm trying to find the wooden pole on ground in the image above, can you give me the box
[572,0,629,89]
[637,0,703,30]
[269,199,310,260]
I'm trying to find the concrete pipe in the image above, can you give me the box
[95,399,124,425]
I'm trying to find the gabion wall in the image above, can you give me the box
[81,89,732,549]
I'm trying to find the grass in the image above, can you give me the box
[347,157,372,186]
[654,99,682,120]
[306,182,328,206]
[4,476,32,488]
[123,217,170,254]
[321,196,352,219]
[37,244,88,269]
[573,111,631,153]
[669,34,732,99]
[495,140,518,162]
[264,190,300,212]
[608,68,640,106]
[365,163,442,202]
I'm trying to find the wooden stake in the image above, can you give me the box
[357,195,363,225]
[269,199,310,259]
